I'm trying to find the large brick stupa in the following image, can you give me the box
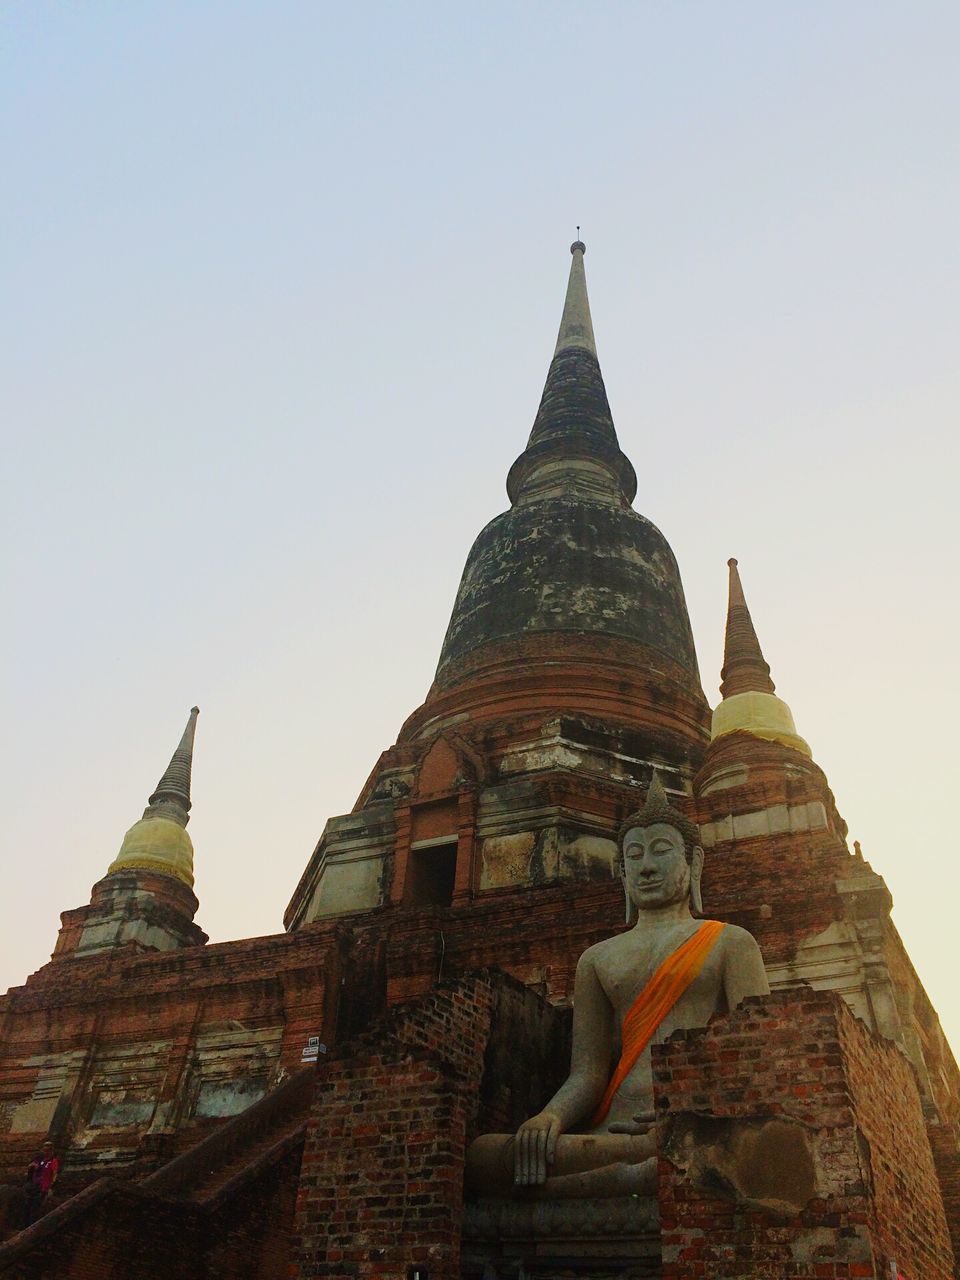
[1,245,957,1280]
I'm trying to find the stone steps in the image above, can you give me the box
[138,1065,314,1208]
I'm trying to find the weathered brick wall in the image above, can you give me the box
[293,1046,468,1280]
[0,876,620,1194]
[697,831,854,964]
[654,986,954,1280]
[54,1195,200,1280]
[0,925,343,1185]
[0,1145,302,1279]
[884,930,960,1127]
[837,1008,955,1279]
[379,880,625,1007]
[201,1143,303,1280]
[695,729,960,1259]
[694,734,855,966]
[474,978,571,1137]
[290,974,498,1280]
[3,707,958,1280]
[928,1121,960,1277]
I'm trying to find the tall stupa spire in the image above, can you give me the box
[289,240,713,933]
[107,707,201,887]
[427,242,704,712]
[505,240,637,508]
[712,561,810,756]
[720,559,775,698]
[148,705,200,821]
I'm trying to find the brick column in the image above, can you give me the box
[290,976,493,1280]
[389,804,413,907]
[654,987,955,1279]
[452,790,477,906]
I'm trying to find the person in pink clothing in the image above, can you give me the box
[23,1141,58,1225]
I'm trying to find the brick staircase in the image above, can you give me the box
[0,1067,315,1275]
[138,1065,314,1207]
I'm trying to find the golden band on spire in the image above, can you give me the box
[107,707,200,887]
[712,561,811,756]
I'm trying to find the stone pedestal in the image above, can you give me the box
[461,1196,660,1279]
[54,869,206,958]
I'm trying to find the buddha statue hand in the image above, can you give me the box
[606,1109,656,1136]
[466,1132,657,1199]
[514,1110,563,1185]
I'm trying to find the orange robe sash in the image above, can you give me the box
[592,920,726,1126]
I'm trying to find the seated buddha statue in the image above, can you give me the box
[466,772,769,1198]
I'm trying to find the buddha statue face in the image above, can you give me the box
[622,822,690,909]
[621,821,704,921]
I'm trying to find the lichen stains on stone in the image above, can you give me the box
[435,498,699,688]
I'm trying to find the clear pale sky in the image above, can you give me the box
[3,5,958,1050]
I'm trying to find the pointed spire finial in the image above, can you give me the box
[555,237,595,356]
[504,242,637,508]
[720,559,775,699]
[147,706,200,824]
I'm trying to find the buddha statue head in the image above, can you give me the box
[618,772,704,924]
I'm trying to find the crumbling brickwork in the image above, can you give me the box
[654,986,955,1279]
[0,924,343,1188]
[291,975,489,1280]
[928,1122,960,1274]
[289,971,568,1280]
[838,1005,956,1277]
[0,1094,306,1278]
